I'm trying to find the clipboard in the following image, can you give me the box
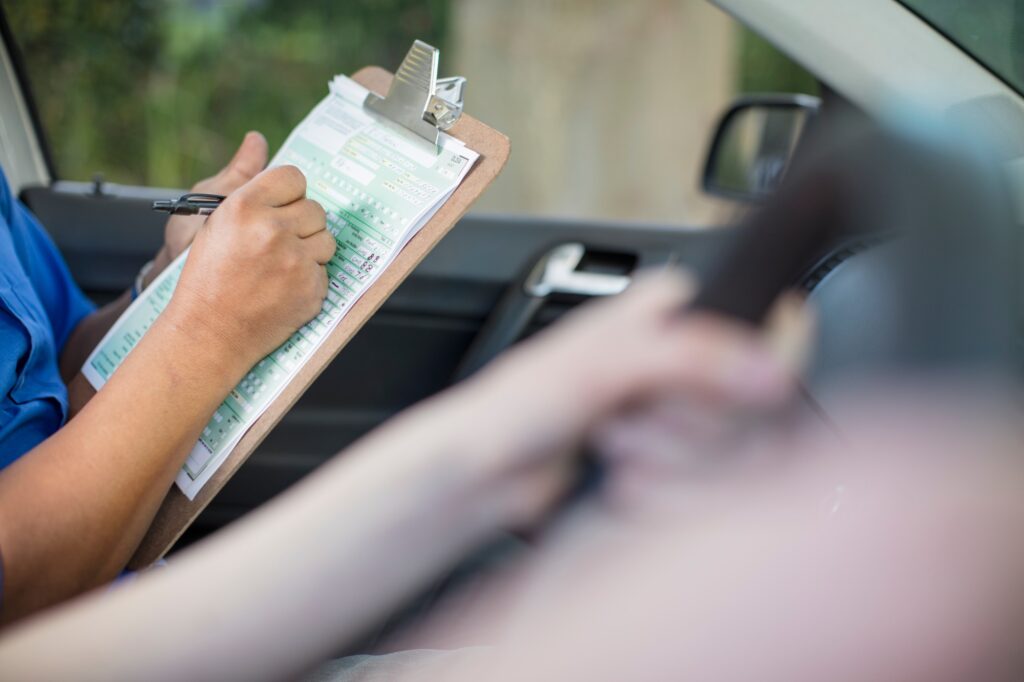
[122,51,509,568]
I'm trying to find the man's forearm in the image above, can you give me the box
[0,302,248,622]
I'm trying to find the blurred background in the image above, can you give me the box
[5,0,815,226]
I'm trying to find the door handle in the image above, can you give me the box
[524,243,631,298]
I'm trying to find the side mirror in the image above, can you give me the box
[703,94,821,202]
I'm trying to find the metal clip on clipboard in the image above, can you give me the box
[365,40,466,147]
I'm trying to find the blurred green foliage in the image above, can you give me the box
[5,0,447,186]
[736,27,819,95]
[6,1,817,188]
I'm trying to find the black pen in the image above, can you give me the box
[152,192,226,216]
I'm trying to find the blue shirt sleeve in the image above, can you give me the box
[0,171,95,351]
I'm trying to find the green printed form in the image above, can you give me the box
[83,75,479,499]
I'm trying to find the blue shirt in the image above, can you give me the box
[0,169,95,469]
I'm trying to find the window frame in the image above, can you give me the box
[895,0,1024,99]
[0,3,56,188]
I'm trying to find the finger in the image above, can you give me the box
[193,131,269,195]
[278,198,328,238]
[636,315,793,406]
[763,291,815,377]
[314,265,329,305]
[595,412,687,471]
[238,165,308,207]
[547,268,695,346]
[219,131,269,189]
[620,268,698,316]
[302,229,338,265]
[595,399,738,473]
[598,266,696,321]
[163,213,204,253]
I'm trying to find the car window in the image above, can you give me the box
[898,0,1024,95]
[4,1,814,227]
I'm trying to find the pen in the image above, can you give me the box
[152,192,226,216]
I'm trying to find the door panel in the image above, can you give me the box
[22,182,173,304]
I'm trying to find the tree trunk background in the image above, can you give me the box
[451,0,739,226]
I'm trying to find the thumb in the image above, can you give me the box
[201,131,269,194]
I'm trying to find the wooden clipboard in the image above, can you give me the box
[126,66,510,568]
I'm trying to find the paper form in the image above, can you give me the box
[82,75,479,499]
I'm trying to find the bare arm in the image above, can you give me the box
[0,273,799,680]
[0,386,502,681]
[0,165,334,623]
[0,305,248,620]
[437,397,1024,682]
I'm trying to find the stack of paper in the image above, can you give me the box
[83,75,480,499]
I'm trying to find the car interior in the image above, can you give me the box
[0,0,1020,560]
[20,91,889,549]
